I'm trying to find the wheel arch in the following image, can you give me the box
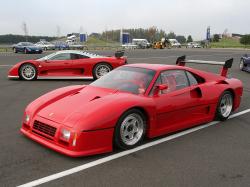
[92,61,113,79]
[93,61,113,70]
[121,106,151,136]
[18,62,38,78]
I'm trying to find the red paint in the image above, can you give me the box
[20,64,243,157]
[8,56,126,78]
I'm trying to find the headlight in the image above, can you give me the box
[60,128,71,141]
[24,114,30,124]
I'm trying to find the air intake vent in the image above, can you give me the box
[33,120,57,137]
[90,96,101,101]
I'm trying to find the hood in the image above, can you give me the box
[37,86,117,127]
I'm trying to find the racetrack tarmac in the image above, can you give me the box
[0,48,250,187]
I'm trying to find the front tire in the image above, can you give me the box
[215,91,233,121]
[114,109,146,150]
[93,63,112,79]
[19,64,37,81]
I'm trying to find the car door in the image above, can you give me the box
[38,53,73,77]
[16,43,24,52]
[152,69,207,135]
[71,53,93,77]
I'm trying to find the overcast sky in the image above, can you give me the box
[0,0,249,40]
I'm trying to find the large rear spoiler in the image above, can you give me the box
[176,55,233,77]
[115,50,125,58]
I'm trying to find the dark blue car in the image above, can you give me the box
[240,54,250,72]
[54,41,70,50]
[12,42,43,54]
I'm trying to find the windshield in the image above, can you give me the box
[91,66,156,95]
[37,53,58,61]
[22,42,34,46]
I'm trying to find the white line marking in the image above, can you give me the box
[229,108,250,119]
[0,64,12,67]
[17,108,250,187]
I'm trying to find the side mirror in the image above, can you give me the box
[153,84,168,96]
[44,57,49,62]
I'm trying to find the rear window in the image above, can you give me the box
[186,71,205,85]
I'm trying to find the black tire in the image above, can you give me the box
[215,91,233,121]
[114,109,147,150]
[19,63,37,81]
[93,62,112,80]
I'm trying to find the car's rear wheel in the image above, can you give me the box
[215,91,233,121]
[239,59,244,71]
[24,48,28,54]
[93,63,112,79]
[19,64,37,81]
[13,48,17,53]
[114,109,146,150]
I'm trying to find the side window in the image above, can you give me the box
[71,54,89,59]
[161,70,189,93]
[186,71,198,86]
[50,53,71,60]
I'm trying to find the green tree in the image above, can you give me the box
[167,32,176,39]
[213,34,220,42]
[176,35,186,44]
[240,35,250,45]
[0,34,57,44]
[187,35,193,43]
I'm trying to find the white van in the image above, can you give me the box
[132,39,151,49]
[168,39,181,48]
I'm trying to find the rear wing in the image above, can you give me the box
[115,50,125,58]
[176,55,233,77]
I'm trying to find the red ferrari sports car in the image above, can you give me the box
[8,50,127,80]
[20,56,243,157]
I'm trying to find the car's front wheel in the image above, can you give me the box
[114,109,146,150]
[215,91,233,121]
[19,64,37,81]
[93,63,112,79]
[239,59,244,71]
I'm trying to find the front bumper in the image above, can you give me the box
[8,75,19,79]
[20,117,114,157]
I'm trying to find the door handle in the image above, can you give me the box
[64,62,70,64]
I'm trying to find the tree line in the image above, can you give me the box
[98,27,193,44]
[0,34,57,44]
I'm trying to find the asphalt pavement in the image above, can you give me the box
[0,48,250,187]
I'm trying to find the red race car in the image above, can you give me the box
[20,56,243,157]
[8,50,127,80]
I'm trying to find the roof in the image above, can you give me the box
[53,50,105,58]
